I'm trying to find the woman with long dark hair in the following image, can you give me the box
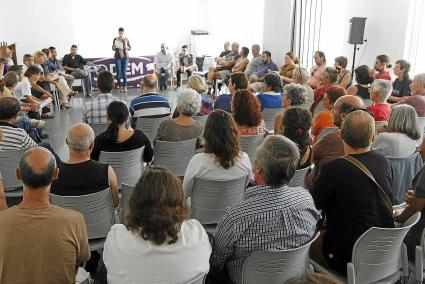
[232,90,265,135]
[90,101,153,162]
[347,65,374,99]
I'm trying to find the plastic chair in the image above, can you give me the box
[418,117,425,138]
[135,116,170,143]
[317,127,339,140]
[50,188,116,251]
[99,147,144,188]
[347,212,421,284]
[120,183,135,224]
[186,273,206,284]
[191,175,249,225]
[49,83,61,112]
[241,232,320,284]
[414,226,425,283]
[288,167,310,188]
[239,133,266,163]
[262,108,283,131]
[0,149,25,197]
[312,101,325,119]
[152,138,197,177]
[388,152,423,205]
[90,123,109,136]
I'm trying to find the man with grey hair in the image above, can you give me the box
[0,147,91,283]
[368,79,393,121]
[311,110,393,275]
[396,73,425,117]
[210,135,320,284]
[244,44,261,77]
[207,42,240,85]
[293,66,314,110]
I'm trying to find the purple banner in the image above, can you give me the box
[87,56,155,88]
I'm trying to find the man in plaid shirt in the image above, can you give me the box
[210,136,320,284]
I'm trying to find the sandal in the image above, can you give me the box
[41,113,54,119]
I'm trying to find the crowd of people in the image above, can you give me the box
[1,38,425,284]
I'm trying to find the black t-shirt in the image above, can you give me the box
[51,160,109,196]
[355,84,370,99]
[62,54,88,74]
[90,129,153,162]
[391,78,412,98]
[311,150,394,274]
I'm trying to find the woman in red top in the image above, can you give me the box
[373,55,392,81]
[310,67,337,113]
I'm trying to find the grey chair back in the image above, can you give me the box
[241,232,320,284]
[418,117,425,139]
[121,183,135,224]
[153,138,197,176]
[262,108,283,131]
[99,147,144,188]
[185,273,206,284]
[388,152,423,204]
[191,175,249,224]
[239,134,266,163]
[90,123,109,136]
[317,127,338,140]
[136,116,170,142]
[312,101,325,119]
[0,149,25,197]
[347,212,421,284]
[288,167,310,188]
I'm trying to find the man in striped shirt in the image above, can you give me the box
[129,74,171,127]
[210,136,320,284]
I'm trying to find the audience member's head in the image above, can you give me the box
[321,67,338,85]
[24,65,42,81]
[240,47,249,57]
[282,107,312,161]
[160,43,168,54]
[374,54,392,71]
[332,95,364,128]
[334,56,348,70]
[17,147,58,191]
[314,51,326,65]
[118,27,124,36]
[70,45,78,56]
[370,79,392,103]
[176,88,201,117]
[293,67,311,84]
[49,46,57,59]
[23,54,34,67]
[388,105,421,140]
[97,70,114,93]
[9,65,24,81]
[126,166,189,245]
[232,90,262,127]
[181,44,189,55]
[261,51,272,64]
[229,72,248,94]
[285,51,299,65]
[224,41,230,51]
[410,73,425,95]
[66,123,95,156]
[0,97,21,121]
[3,71,18,89]
[141,74,157,93]
[105,101,130,141]
[231,42,239,53]
[42,48,51,58]
[394,59,410,80]
[323,85,347,110]
[263,73,283,93]
[282,83,306,108]
[254,135,300,187]
[204,110,240,169]
[251,44,260,56]
[341,110,375,150]
[354,65,374,85]
[33,50,47,64]
[187,74,207,94]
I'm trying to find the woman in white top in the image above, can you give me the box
[373,105,421,157]
[103,166,211,284]
[183,110,252,197]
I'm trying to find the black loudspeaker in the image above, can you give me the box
[348,17,367,44]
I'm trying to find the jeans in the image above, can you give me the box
[15,117,41,143]
[71,71,92,96]
[115,57,129,87]
[157,67,170,90]
[176,68,193,87]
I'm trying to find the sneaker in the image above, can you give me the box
[31,119,46,128]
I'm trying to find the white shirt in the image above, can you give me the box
[103,221,211,284]
[154,51,175,69]
[183,152,252,197]
[14,77,32,100]
[372,132,420,158]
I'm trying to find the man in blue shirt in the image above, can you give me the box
[248,51,278,93]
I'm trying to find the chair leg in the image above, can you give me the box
[347,262,355,284]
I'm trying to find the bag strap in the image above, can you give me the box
[342,155,393,217]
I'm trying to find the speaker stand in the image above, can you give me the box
[351,44,357,75]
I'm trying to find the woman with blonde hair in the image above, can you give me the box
[187,74,213,115]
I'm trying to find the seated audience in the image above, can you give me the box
[312,86,346,142]
[183,110,251,198]
[104,166,211,284]
[215,47,249,84]
[256,73,283,110]
[218,41,231,57]
[274,83,307,133]
[367,79,393,121]
[373,54,392,81]
[396,73,425,117]
[311,67,337,113]
[0,129,7,210]
[293,67,314,110]
[306,51,326,89]
[2,71,17,97]
[214,72,248,112]
[156,89,203,141]
[207,42,240,85]
[334,56,352,88]
[210,135,320,283]
[186,74,213,115]
[306,95,364,188]
[231,90,265,135]
[91,101,153,162]
[347,65,374,99]
[84,70,119,124]
[248,51,278,93]
[154,43,175,91]
[373,105,421,157]
[51,123,119,207]
[279,51,298,84]
[0,147,90,283]
[129,74,171,127]
[176,45,197,88]
[244,44,261,77]
[311,110,394,275]
[388,59,412,103]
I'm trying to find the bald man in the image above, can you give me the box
[310,110,393,275]
[0,147,90,283]
[154,43,175,90]
[306,95,364,188]
[50,123,119,207]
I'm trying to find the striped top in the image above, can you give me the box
[0,122,38,151]
[129,93,171,118]
[83,93,120,124]
[210,184,320,284]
